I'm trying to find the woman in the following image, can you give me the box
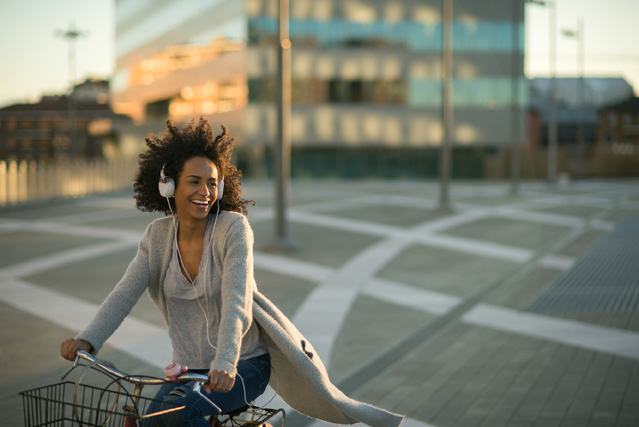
[61,118,403,427]
[62,119,269,425]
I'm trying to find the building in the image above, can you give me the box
[529,77,634,148]
[112,0,527,178]
[0,79,131,162]
[597,97,639,148]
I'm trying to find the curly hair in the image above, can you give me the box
[134,118,253,215]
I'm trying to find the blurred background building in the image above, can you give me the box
[110,0,527,179]
[529,77,634,148]
[0,78,131,162]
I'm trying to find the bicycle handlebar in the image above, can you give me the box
[72,350,221,412]
[73,350,210,385]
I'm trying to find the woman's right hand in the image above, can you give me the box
[60,338,92,361]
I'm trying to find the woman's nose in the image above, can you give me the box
[198,183,210,196]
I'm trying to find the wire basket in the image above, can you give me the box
[20,381,182,427]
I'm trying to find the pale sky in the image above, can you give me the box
[0,0,637,109]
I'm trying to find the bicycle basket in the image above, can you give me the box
[20,381,183,427]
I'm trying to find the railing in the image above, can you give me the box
[0,158,138,207]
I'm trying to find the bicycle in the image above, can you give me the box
[19,350,285,427]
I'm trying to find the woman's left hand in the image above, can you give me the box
[205,369,235,393]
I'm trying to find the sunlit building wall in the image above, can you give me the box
[112,0,526,178]
[111,0,247,133]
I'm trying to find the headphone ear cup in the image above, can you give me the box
[217,181,224,201]
[159,163,175,198]
[159,178,175,198]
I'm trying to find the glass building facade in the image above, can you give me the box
[112,0,527,178]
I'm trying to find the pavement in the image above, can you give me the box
[1,179,638,427]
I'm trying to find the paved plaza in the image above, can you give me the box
[1,179,638,426]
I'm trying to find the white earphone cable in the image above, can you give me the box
[165,186,273,411]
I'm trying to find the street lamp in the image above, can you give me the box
[510,0,524,196]
[266,0,298,251]
[526,0,558,183]
[55,22,86,158]
[547,0,558,183]
[562,19,585,179]
[439,0,453,212]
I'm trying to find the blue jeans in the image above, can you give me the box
[143,353,271,427]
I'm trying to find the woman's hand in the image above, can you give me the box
[205,369,235,393]
[60,338,92,361]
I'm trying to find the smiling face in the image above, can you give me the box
[174,156,219,221]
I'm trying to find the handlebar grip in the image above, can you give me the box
[76,349,95,363]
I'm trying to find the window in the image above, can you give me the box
[608,112,617,125]
[247,18,518,52]
[146,99,171,121]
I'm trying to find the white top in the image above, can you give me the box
[164,215,267,370]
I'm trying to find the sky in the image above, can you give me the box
[0,0,637,109]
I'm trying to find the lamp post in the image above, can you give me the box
[562,19,585,179]
[55,22,86,158]
[439,0,453,212]
[526,0,558,183]
[547,0,558,183]
[510,0,523,196]
[267,0,298,251]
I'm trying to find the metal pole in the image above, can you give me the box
[56,22,85,159]
[439,0,453,211]
[68,33,78,158]
[576,18,585,179]
[268,0,297,251]
[547,0,558,183]
[562,19,585,179]
[510,0,522,196]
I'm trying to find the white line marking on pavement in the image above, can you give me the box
[363,279,460,316]
[0,218,142,240]
[493,208,587,228]
[463,304,639,360]
[292,237,410,363]
[289,210,403,238]
[411,209,492,233]
[254,252,333,283]
[358,280,639,360]
[591,219,615,231]
[0,279,171,367]
[538,254,576,270]
[42,208,146,225]
[417,234,533,263]
[290,209,536,263]
[0,239,138,279]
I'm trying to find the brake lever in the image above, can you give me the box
[60,356,81,381]
[191,382,222,413]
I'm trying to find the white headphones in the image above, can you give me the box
[158,163,224,201]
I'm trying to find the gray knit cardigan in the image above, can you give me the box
[76,212,403,427]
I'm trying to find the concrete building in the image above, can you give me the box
[112,0,526,178]
[0,79,129,162]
